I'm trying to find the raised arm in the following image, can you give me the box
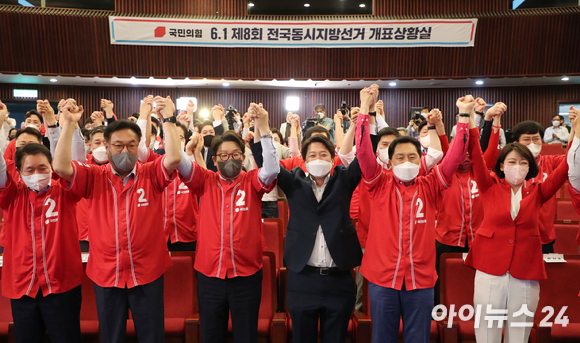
[338,111,358,165]
[252,103,280,187]
[567,107,580,191]
[53,99,84,181]
[437,97,472,184]
[288,114,301,157]
[375,100,389,131]
[101,99,116,124]
[154,96,182,175]
[482,102,506,169]
[334,110,345,150]
[137,95,154,163]
[355,85,382,180]
[0,102,9,187]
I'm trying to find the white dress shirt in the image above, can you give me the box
[306,174,337,268]
[544,125,569,144]
[510,186,522,220]
[567,136,580,191]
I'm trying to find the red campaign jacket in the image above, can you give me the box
[68,158,175,288]
[0,173,83,299]
[76,154,106,241]
[464,129,568,280]
[180,161,275,279]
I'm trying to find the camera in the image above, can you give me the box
[225,105,238,129]
[339,101,350,116]
[411,112,423,126]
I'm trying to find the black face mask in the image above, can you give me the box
[203,135,215,148]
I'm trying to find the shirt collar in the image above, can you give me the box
[306,172,331,188]
[111,164,137,178]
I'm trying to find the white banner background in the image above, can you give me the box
[109,17,478,48]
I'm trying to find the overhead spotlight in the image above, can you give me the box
[304,3,310,7]
[49,78,57,82]
[223,82,230,87]
[248,2,254,6]
[200,109,209,118]
[475,80,484,85]
[389,82,397,87]
[359,4,366,7]
[562,76,570,81]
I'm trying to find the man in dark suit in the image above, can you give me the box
[252,134,363,343]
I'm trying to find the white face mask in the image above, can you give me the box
[503,165,529,186]
[552,120,561,127]
[84,145,91,154]
[306,159,332,178]
[21,173,51,192]
[526,143,542,159]
[378,148,390,165]
[92,146,109,162]
[25,124,41,131]
[419,135,430,149]
[392,161,420,182]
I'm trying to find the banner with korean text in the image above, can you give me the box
[109,17,478,48]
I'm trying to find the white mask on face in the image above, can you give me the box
[378,148,390,165]
[526,143,542,159]
[25,124,40,131]
[419,135,431,149]
[552,120,561,127]
[306,159,333,178]
[503,165,529,186]
[392,161,420,182]
[92,146,109,162]
[21,173,51,192]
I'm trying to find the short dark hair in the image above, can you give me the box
[15,127,43,143]
[151,124,158,136]
[8,128,17,136]
[417,120,429,134]
[303,126,330,141]
[175,122,189,138]
[85,117,94,125]
[512,121,544,142]
[15,143,52,171]
[494,143,539,180]
[151,116,163,139]
[104,120,142,142]
[271,128,285,145]
[131,112,140,119]
[388,136,422,160]
[422,107,430,112]
[378,127,401,139]
[301,135,335,161]
[211,131,246,156]
[24,110,43,124]
[552,115,565,121]
[90,126,106,141]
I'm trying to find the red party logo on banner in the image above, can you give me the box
[154,26,166,38]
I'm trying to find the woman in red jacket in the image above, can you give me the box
[465,108,569,343]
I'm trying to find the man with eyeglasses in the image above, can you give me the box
[507,120,572,253]
[53,96,182,343]
[176,103,279,343]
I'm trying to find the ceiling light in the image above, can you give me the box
[562,77,570,81]
[359,4,366,7]
[304,3,310,7]
[49,78,57,82]
[475,80,484,85]
[248,2,254,6]
[389,82,397,87]
[223,82,230,87]
[149,77,154,80]
[200,109,209,118]
[286,96,300,112]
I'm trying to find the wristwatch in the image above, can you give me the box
[261,131,273,139]
[475,110,484,115]
[458,113,470,117]
[428,125,436,130]
[47,124,58,128]
[163,116,176,123]
[369,112,377,117]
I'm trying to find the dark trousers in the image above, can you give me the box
[261,201,279,218]
[93,276,164,343]
[542,239,555,254]
[287,268,355,343]
[167,239,197,252]
[11,285,82,343]
[197,270,262,343]
[435,240,470,305]
[79,240,90,252]
[369,281,434,343]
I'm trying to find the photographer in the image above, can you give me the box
[406,113,425,139]
[333,102,351,135]
[306,104,335,144]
